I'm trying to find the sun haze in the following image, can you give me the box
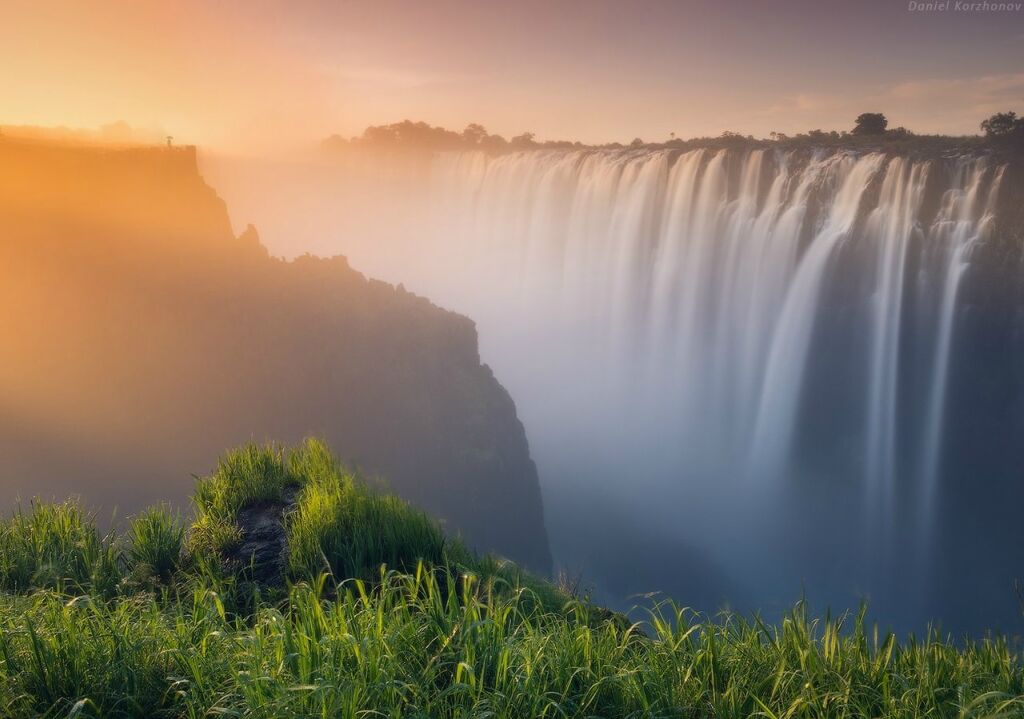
[3,0,1021,152]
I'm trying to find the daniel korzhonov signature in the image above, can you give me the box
[908,0,1022,10]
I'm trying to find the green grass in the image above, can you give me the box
[192,443,297,522]
[126,504,184,584]
[186,443,297,558]
[0,500,120,596]
[286,439,446,580]
[0,440,1021,718]
[185,439,449,584]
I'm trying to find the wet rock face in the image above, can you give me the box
[226,485,299,584]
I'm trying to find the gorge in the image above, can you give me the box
[212,142,1024,635]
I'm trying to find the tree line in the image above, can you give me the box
[323,111,1024,154]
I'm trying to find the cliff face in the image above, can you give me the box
[0,138,552,574]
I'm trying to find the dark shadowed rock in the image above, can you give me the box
[0,138,552,574]
[227,485,300,584]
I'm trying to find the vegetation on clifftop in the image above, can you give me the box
[324,111,1024,161]
[0,440,1021,717]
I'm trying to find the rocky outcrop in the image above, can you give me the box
[226,485,300,584]
[0,138,552,573]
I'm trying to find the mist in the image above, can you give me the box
[204,143,1024,636]
[0,137,552,573]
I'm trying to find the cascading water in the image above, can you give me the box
[208,143,1018,632]
[429,148,1000,491]
[408,147,1010,628]
[918,163,1004,531]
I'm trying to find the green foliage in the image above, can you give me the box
[0,593,174,717]
[191,442,296,523]
[182,512,242,558]
[126,504,184,583]
[185,439,450,581]
[287,477,444,579]
[186,442,295,557]
[285,436,338,485]
[286,443,446,580]
[0,572,1021,718]
[0,440,1021,716]
[0,501,120,596]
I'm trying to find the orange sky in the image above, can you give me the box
[2,0,1022,153]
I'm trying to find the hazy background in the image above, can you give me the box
[3,0,1022,154]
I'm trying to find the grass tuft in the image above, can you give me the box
[0,500,120,596]
[286,442,446,580]
[191,442,296,522]
[126,504,184,584]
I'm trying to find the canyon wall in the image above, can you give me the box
[0,138,551,573]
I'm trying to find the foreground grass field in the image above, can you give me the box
[0,441,1021,718]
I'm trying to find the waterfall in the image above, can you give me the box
[424,147,1004,532]
[749,152,885,482]
[207,142,1017,627]
[918,162,1004,532]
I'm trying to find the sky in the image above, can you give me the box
[1,0,1022,152]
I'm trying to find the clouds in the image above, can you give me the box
[2,0,1019,150]
[755,72,1024,136]
[887,72,1024,111]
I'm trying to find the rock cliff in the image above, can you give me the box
[0,138,552,574]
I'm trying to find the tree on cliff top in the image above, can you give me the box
[981,111,1021,137]
[852,113,888,135]
[462,123,489,145]
[511,132,536,149]
[981,111,1024,149]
